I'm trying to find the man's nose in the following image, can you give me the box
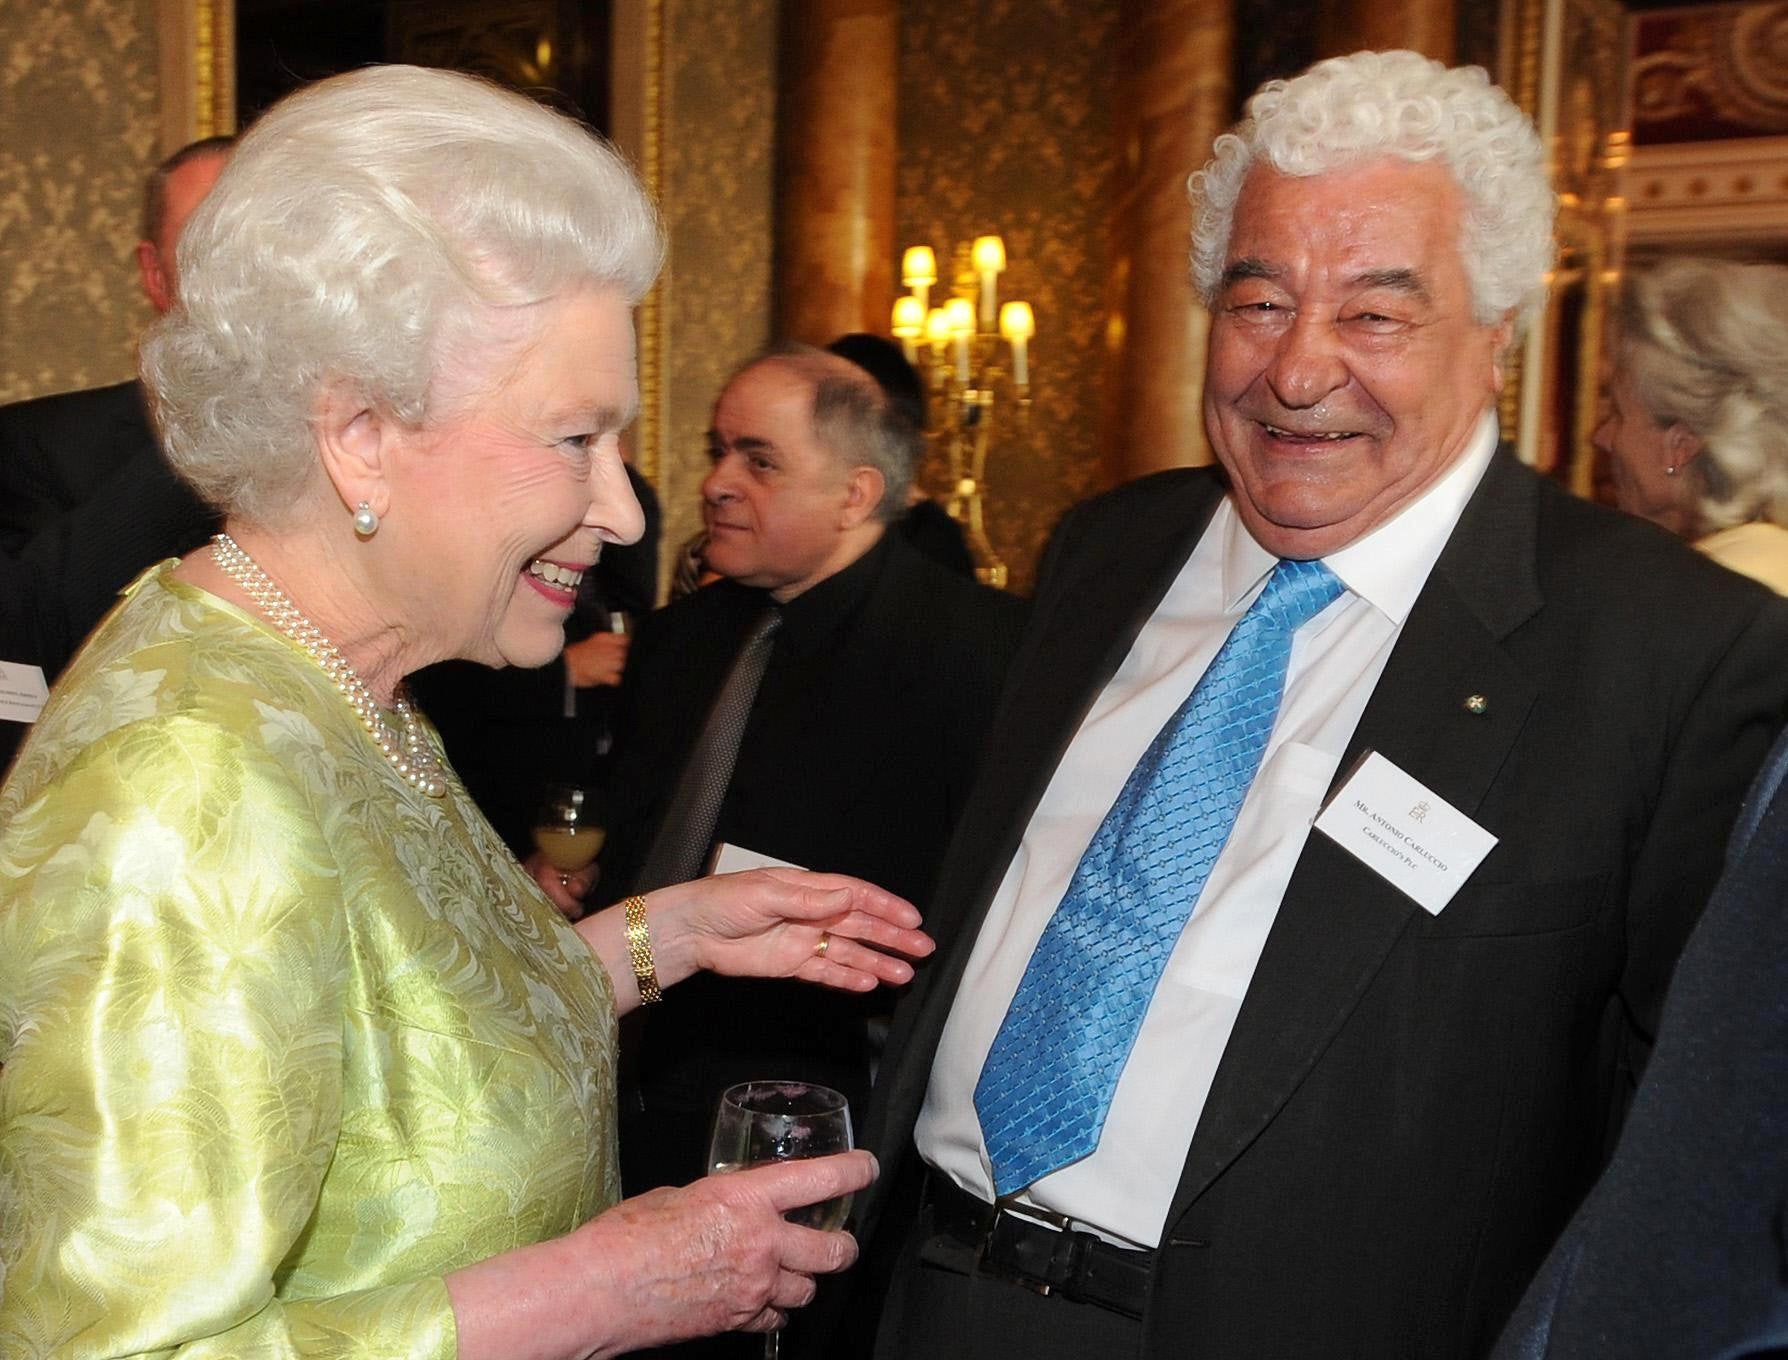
[702,453,739,504]
[1265,316,1349,410]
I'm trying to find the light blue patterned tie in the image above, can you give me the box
[974,557,1343,1195]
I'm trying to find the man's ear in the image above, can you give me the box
[839,465,886,530]
[1488,311,1518,393]
[313,380,395,521]
[137,242,173,314]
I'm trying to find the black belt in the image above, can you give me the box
[926,1174,1153,1319]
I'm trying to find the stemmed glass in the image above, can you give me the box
[707,1081,855,1358]
[531,783,604,887]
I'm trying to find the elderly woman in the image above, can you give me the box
[1595,256,1788,594]
[0,67,931,1358]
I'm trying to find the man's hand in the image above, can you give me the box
[564,631,630,688]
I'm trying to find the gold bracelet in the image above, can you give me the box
[622,895,663,1005]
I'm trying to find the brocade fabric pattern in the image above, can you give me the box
[0,562,620,1357]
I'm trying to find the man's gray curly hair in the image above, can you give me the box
[1188,50,1555,330]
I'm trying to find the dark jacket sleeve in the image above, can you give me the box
[1,441,214,679]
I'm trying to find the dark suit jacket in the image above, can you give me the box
[855,454,1788,1360]
[1491,725,1788,1360]
[0,380,215,773]
[600,530,1025,1194]
[1,380,155,553]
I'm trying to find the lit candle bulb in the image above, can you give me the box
[972,235,1006,329]
[944,297,976,384]
[902,245,937,312]
[1000,300,1035,387]
[891,295,926,363]
[925,305,952,356]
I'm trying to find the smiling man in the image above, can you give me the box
[846,51,1788,1360]
[560,347,1024,1229]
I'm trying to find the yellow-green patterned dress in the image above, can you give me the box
[0,563,620,1358]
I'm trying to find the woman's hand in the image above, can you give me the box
[581,1151,874,1341]
[447,1150,878,1359]
[526,850,596,918]
[578,869,932,1010]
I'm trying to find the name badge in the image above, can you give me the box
[0,662,49,725]
[711,842,807,875]
[1313,751,1497,914]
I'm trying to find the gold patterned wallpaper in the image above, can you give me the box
[649,0,780,578]
[898,0,1120,593]
[0,0,160,402]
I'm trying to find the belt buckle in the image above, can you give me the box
[980,1195,1072,1297]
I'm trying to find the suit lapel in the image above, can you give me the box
[1167,452,1546,1220]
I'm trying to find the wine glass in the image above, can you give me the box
[707,1081,855,1358]
[531,782,604,887]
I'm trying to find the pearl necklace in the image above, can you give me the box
[210,533,448,797]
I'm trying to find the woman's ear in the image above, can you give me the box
[313,380,394,520]
[839,465,887,530]
[1666,423,1706,473]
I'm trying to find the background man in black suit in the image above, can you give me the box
[0,136,232,769]
[848,51,1788,1360]
[1492,723,1788,1360]
[537,347,1024,1217]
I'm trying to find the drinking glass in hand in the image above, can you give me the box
[531,783,604,886]
[707,1081,854,1357]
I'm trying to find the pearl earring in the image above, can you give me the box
[353,501,380,537]
[1664,465,1678,478]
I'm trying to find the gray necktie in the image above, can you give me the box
[635,606,782,891]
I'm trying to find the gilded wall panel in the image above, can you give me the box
[652,0,778,578]
[899,0,1120,593]
[0,0,160,402]
[1632,1,1788,145]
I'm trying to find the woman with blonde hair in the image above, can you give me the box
[1595,256,1788,592]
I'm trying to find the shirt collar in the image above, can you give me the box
[1220,408,1500,628]
[772,527,891,654]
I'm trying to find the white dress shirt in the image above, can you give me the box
[915,413,1499,1248]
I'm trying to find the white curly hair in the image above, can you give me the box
[1619,257,1788,533]
[141,64,663,525]
[1188,50,1554,330]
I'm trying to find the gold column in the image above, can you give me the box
[774,0,898,344]
[1100,0,1233,480]
[1318,0,1455,62]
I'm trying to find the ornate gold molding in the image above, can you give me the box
[157,0,236,150]
[638,0,663,490]
[1625,134,1788,247]
[610,0,665,488]
[1632,1,1788,140]
[1501,0,1626,493]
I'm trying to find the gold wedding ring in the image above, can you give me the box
[814,931,831,959]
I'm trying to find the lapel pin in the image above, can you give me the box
[1464,693,1489,715]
